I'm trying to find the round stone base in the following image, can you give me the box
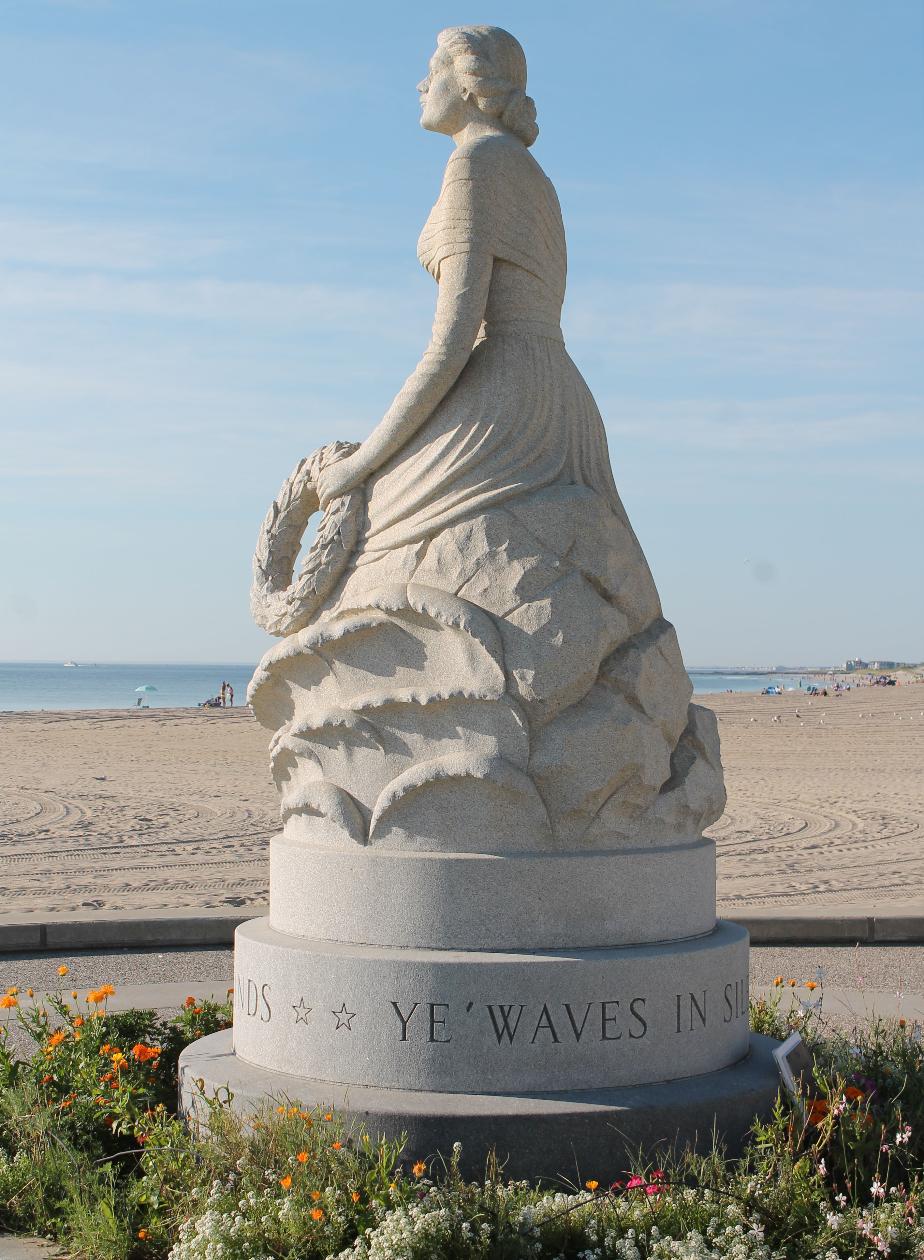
[180,1029,781,1180]
[233,918,751,1092]
[269,834,716,949]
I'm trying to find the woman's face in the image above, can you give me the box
[418,48,468,135]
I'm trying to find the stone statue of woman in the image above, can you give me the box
[249,25,725,859]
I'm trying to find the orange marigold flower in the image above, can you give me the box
[111,1050,126,1062]
[332,1141,343,1150]
[279,1175,292,1190]
[585,1179,599,1191]
[0,995,18,1009]
[323,1112,333,1122]
[311,1190,322,1201]
[99,1044,112,1055]
[41,1074,54,1085]
[788,979,797,988]
[845,1085,866,1101]
[73,1016,84,1028]
[296,1151,309,1163]
[184,996,196,1008]
[805,981,818,991]
[57,965,69,977]
[137,1230,149,1241]
[71,991,78,999]
[310,1208,324,1222]
[60,1097,74,1109]
[98,984,115,998]
[805,1098,830,1126]
[773,976,783,987]
[47,1031,67,1048]
[351,1191,361,1203]
[899,1017,907,1029]
[26,988,34,997]
[276,1105,286,1114]
[412,1160,426,1178]
[6,986,19,996]
[131,1043,160,1062]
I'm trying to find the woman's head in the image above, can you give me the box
[418,26,539,147]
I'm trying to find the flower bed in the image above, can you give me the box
[1,977,922,1258]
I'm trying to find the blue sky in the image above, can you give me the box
[1,0,921,666]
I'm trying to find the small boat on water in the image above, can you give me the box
[63,660,79,668]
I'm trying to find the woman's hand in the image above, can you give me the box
[317,451,365,509]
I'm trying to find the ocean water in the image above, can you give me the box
[0,661,805,711]
[0,662,257,712]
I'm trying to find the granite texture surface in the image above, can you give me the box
[181,1028,781,1180]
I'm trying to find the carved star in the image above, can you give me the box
[332,1002,357,1031]
[292,997,312,1024]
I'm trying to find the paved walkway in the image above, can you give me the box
[0,1239,62,1260]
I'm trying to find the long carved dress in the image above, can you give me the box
[249,134,725,854]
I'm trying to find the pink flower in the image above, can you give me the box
[626,1176,645,1190]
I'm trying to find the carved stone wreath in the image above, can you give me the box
[250,441,363,637]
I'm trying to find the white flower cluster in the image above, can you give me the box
[332,1191,491,1260]
[327,1183,777,1260]
[168,1177,277,1260]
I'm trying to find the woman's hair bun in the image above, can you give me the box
[501,88,539,148]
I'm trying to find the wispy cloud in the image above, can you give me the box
[0,265,423,331]
[566,281,924,374]
[0,216,231,271]
[599,393,923,453]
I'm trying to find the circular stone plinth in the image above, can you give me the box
[232,917,750,1093]
[269,835,717,949]
[180,1029,781,1181]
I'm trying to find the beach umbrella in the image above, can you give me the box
[134,684,157,693]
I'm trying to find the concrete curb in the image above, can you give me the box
[0,907,263,953]
[1,905,923,953]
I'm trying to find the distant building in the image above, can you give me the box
[871,660,899,671]
[844,658,868,672]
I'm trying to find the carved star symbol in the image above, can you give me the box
[332,1002,357,1031]
[292,997,312,1024]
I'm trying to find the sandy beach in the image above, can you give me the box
[0,684,922,920]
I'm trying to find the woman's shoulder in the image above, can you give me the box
[446,133,535,183]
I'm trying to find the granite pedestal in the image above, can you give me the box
[179,839,780,1175]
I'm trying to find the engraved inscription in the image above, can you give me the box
[236,977,272,1023]
[238,979,746,1047]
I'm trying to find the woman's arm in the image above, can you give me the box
[317,249,493,506]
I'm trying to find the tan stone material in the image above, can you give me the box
[247,25,724,855]
[182,30,779,1175]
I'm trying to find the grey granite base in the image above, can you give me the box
[179,1028,781,1181]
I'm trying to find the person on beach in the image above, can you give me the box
[227,684,234,707]
[220,681,227,706]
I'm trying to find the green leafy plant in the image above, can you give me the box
[1,978,922,1259]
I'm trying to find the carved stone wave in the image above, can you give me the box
[248,480,725,852]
